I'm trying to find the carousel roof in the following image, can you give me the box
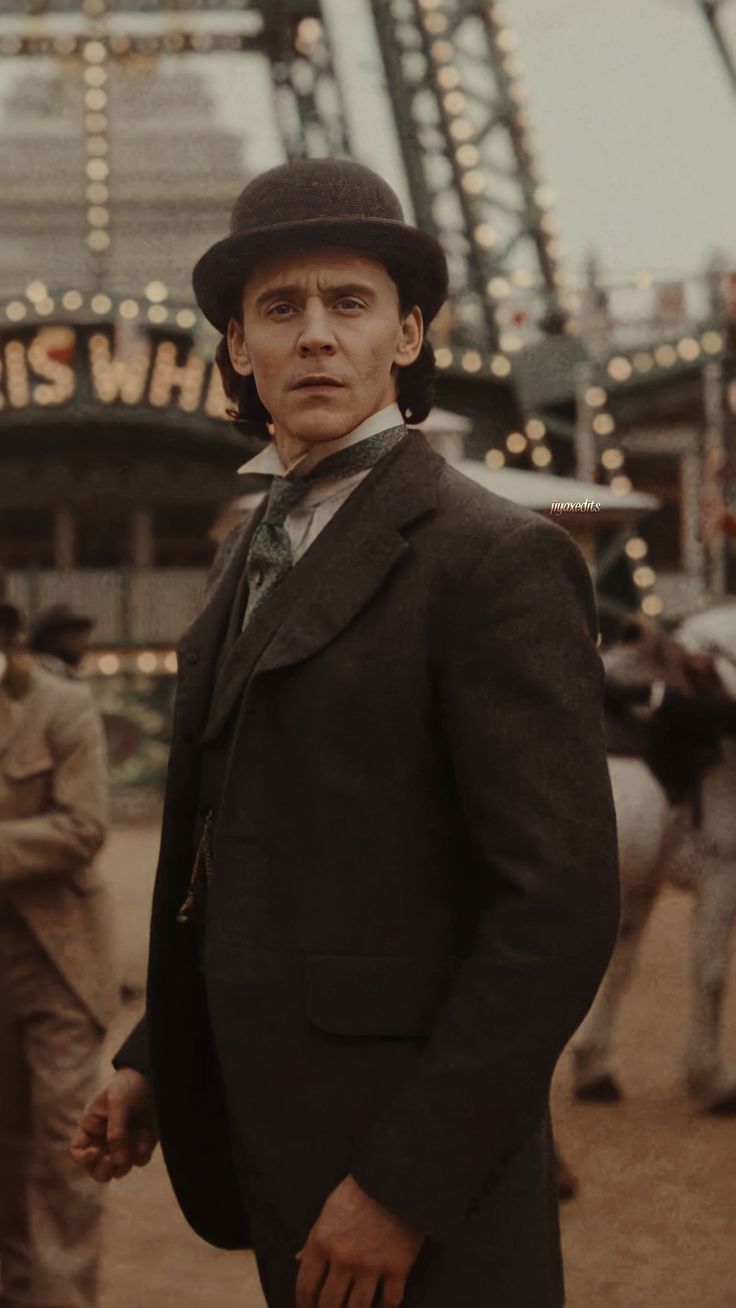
[449,459,660,518]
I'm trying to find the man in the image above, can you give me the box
[29,602,95,680]
[71,158,619,1307]
[0,599,114,1308]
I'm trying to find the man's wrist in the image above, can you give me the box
[346,1173,424,1238]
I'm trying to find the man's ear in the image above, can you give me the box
[394,305,424,370]
[226,315,253,377]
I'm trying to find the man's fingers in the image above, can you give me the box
[315,1262,353,1308]
[378,1273,407,1308]
[69,1144,102,1169]
[70,1132,153,1181]
[346,1273,381,1308]
[105,1091,133,1167]
[69,1105,107,1153]
[87,1153,130,1184]
[132,1128,156,1168]
[295,1244,328,1308]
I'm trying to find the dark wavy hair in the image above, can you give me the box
[214,244,438,435]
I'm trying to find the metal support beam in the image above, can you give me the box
[257,1,351,160]
[701,0,736,99]
[369,0,569,354]
[0,1,351,162]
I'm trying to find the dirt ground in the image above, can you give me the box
[97,820,736,1308]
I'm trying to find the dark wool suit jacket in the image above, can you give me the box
[117,428,620,1306]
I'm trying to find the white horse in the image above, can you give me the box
[571,603,736,1113]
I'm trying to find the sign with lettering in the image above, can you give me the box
[0,322,230,419]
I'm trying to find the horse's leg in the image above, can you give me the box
[686,855,736,1112]
[571,881,659,1100]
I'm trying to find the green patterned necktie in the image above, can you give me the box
[242,422,407,626]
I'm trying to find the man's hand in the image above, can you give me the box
[69,1068,157,1183]
[295,1174,425,1308]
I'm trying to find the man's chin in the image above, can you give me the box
[283,398,358,443]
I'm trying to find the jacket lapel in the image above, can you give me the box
[174,499,267,739]
[199,430,443,744]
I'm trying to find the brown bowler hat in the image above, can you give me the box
[192,158,449,334]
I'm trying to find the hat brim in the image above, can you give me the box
[192,216,449,334]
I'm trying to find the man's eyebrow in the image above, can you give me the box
[253,282,377,309]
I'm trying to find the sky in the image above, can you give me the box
[196,0,736,300]
[508,0,736,285]
[2,0,736,298]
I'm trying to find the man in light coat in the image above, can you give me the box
[29,603,95,682]
[72,159,619,1308]
[0,599,114,1308]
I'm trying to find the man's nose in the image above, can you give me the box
[297,306,338,354]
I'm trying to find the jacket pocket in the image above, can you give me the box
[303,951,461,1038]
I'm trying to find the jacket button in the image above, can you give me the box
[185,650,198,664]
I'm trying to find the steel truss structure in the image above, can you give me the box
[0,0,568,359]
[0,1,350,160]
[370,0,568,355]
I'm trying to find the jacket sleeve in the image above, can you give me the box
[350,517,620,1239]
[112,1014,152,1080]
[0,685,108,884]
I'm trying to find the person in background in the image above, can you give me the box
[0,598,115,1308]
[29,603,95,680]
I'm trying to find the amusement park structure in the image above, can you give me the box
[1,0,735,664]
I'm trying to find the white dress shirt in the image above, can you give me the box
[235,401,405,566]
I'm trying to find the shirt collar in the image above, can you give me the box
[236,401,405,478]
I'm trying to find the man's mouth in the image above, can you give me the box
[292,376,344,389]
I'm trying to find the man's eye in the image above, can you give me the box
[337,298,362,310]
[269,303,293,316]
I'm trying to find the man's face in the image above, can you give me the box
[226,247,423,445]
[46,626,91,668]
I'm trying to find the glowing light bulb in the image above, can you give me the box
[607,356,632,382]
[484,448,505,469]
[633,565,656,588]
[531,446,552,467]
[145,280,169,303]
[625,537,648,560]
[461,350,482,373]
[506,431,527,454]
[592,414,615,437]
[526,419,546,440]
